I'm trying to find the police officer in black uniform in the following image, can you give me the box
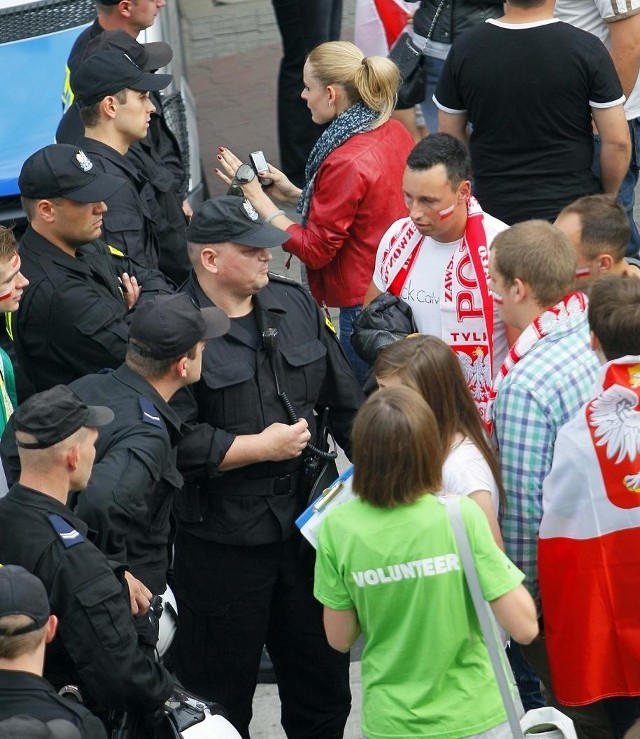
[58,33,192,284]
[63,0,188,206]
[172,196,365,738]
[0,565,107,738]
[15,143,173,393]
[0,387,173,728]
[71,294,228,602]
[71,51,173,270]
[1,295,229,647]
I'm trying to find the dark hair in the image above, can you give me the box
[79,88,128,127]
[491,220,576,307]
[374,335,506,512]
[406,132,471,187]
[588,275,640,361]
[558,195,629,264]
[125,341,198,379]
[352,386,443,507]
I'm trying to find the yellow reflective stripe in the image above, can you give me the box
[108,245,125,258]
[61,65,74,110]
[5,312,13,342]
[325,316,337,334]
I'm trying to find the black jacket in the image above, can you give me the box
[172,273,365,546]
[78,137,160,269]
[411,0,503,45]
[0,485,173,713]
[69,365,184,595]
[14,227,172,393]
[0,671,107,738]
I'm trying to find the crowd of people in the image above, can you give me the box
[0,0,639,737]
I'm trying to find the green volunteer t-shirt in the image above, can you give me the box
[314,494,524,739]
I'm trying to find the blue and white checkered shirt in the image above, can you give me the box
[494,311,599,605]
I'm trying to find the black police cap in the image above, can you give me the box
[14,385,114,450]
[129,293,230,360]
[0,565,50,636]
[19,144,124,202]
[85,30,173,72]
[187,196,291,249]
[74,50,172,107]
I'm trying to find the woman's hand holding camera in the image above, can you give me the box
[215,147,301,208]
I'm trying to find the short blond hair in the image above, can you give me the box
[306,41,399,127]
[491,220,576,307]
[0,226,17,263]
[0,615,45,659]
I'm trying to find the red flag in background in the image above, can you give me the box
[355,0,411,56]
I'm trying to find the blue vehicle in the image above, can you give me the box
[0,0,204,228]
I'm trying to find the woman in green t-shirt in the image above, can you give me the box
[314,386,537,739]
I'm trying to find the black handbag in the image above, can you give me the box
[388,32,426,109]
[388,0,448,110]
[351,291,418,366]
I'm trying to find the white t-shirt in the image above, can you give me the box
[372,214,509,377]
[554,0,640,119]
[441,437,500,513]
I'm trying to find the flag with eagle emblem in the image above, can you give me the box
[539,357,640,705]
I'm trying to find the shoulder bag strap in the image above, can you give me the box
[441,496,525,738]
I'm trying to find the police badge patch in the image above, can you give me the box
[75,150,93,172]
[242,199,259,221]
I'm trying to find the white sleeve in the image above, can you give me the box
[372,219,404,293]
[442,439,500,511]
[594,0,640,22]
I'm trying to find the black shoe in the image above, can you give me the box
[257,646,276,684]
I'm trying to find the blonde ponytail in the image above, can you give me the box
[307,41,399,127]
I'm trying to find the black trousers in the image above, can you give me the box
[271,0,343,188]
[173,530,351,738]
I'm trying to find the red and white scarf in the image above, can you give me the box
[485,291,588,437]
[382,197,494,418]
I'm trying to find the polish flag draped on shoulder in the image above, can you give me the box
[539,357,640,706]
[354,0,411,56]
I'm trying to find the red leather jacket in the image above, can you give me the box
[284,119,413,308]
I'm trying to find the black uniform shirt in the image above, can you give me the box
[70,365,184,595]
[0,671,107,738]
[0,485,172,712]
[78,137,160,269]
[174,273,365,546]
[15,226,173,392]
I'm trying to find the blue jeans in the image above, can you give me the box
[592,117,640,257]
[507,641,544,712]
[339,306,370,388]
[420,55,446,134]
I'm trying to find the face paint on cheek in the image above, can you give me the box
[575,267,591,279]
[0,254,21,300]
[491,290,503,305]
[438,203,455,220]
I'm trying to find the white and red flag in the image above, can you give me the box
[539,357,640,705]
[354,0,412,56]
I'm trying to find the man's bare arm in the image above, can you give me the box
[607,11,640,98]
[592,104,632,195]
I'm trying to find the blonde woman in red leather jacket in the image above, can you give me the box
[217,41,413,384]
